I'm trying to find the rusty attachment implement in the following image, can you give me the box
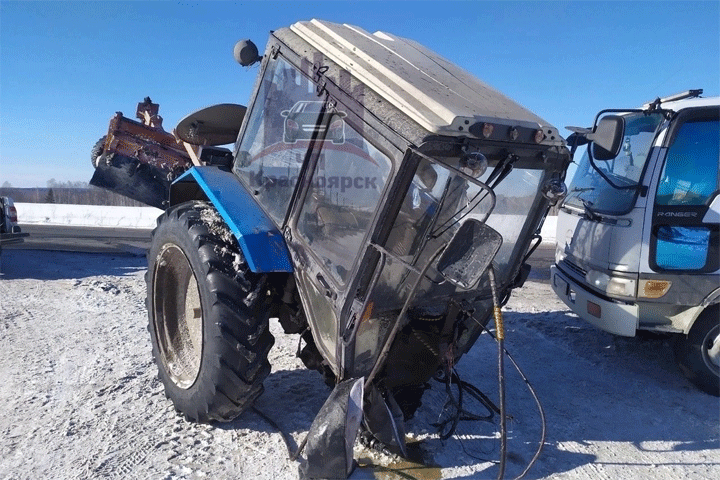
[90,97,194,209]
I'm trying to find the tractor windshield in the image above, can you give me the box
[383,154,543,282]
[564,111,664,215]
[352,150,549,376]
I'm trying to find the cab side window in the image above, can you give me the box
[656,120,719,206]
[652,118,719,271]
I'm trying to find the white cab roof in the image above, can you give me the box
[290,19,562,145]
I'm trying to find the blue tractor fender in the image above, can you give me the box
[170,166,293,273]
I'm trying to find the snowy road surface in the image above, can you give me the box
[0,248,718,480]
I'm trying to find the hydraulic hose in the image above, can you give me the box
[467,310,547,480]
[487,266,507,480]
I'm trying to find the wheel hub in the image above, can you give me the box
[704,325,720,373]
[153,244,203,389]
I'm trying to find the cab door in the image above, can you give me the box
[648,107,720,274]
[232,49,396,375]
[285,110,394,374]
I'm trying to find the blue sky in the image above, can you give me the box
[1,1,718,187]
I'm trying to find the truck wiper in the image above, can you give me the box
[581,199,602,222]
[571,187,594,193]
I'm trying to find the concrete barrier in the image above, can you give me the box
[16,203,162,229]
[15,203,558,242]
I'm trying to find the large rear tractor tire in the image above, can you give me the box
[674,307,719,397]
[147,200,274,422]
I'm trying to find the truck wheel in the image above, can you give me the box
[674,307,719,396]
[147,200,274,422]
[91,136,106,168]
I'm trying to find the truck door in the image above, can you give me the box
[648,107,719,274]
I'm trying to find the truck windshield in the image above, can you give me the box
[565,111,664,215]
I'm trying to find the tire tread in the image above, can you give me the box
[147,200,277,422]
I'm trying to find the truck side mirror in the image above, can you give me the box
[589,115,625,160]
[437,219,503,289]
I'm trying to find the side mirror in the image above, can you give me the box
[437,219,503,289]
[233,39,262,67]
[589,115,624,160]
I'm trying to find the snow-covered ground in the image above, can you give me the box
[1,207,718,480]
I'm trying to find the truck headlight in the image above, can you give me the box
[585,270,636,297]
[586,270,610,290]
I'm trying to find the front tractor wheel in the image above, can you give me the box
[147,200,275,422]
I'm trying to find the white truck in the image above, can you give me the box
[551,90,719,396]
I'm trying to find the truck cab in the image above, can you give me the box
[551,90,719,395]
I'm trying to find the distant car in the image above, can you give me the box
[280,101,346,144]
[1,196,28,252]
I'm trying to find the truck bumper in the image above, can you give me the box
[550,265,639,337]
